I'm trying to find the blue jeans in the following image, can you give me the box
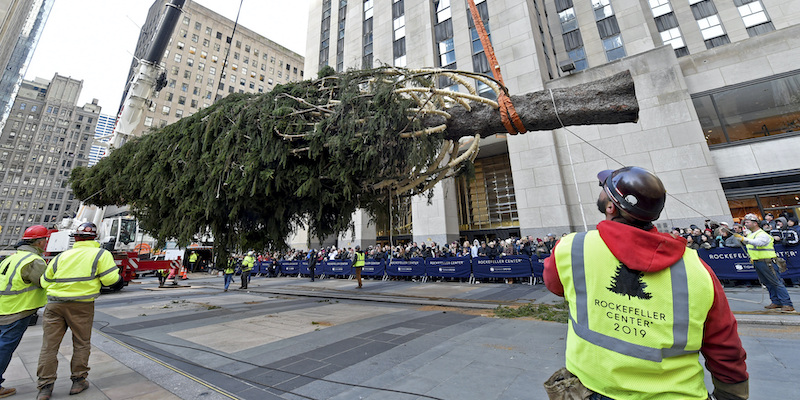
[0,313,36,384]
[224,273,234,290]
[753,259,793,307]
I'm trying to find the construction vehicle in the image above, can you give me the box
[50,0,188,288]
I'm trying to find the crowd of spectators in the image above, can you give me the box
[670,212,800,250]
[228,212,800,268]
[259,233,565,265]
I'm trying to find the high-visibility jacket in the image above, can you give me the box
[0,250,47,315]
[554,231,714,400]
[41,240,121,302]
[745,229,776,260]
[242,255,255,271]
[354,252,365,267]
[189,253,199,263]
[224,262,235,275]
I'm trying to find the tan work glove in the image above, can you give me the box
[712,377,748,400]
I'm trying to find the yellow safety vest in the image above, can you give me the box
[554,231,714,400]
[0,250,47,315]
[354,252,365,267]
[745,229,776,260]
[41,241,121,302]
[189,253,199,262]
[242,256,255,271]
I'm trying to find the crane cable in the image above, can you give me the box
[466,0,526,135]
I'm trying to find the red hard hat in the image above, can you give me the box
[72,222,98,238]
[22,225,50,240]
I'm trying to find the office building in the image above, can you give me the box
[305,0,800,246]
[88,113,115,166]
[0,74,97,246]
[0,0,54,132]
[122,0,305,140]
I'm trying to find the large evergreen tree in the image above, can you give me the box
[69,67,638,260]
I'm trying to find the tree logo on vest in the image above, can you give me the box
[607,263,652,300]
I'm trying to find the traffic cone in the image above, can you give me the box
[180,265,189,280]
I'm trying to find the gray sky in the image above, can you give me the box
[24,0,312,113]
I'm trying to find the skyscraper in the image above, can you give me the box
[0,0,55,132]
[0,74,97,247]
[305,0,800,245]
[88,113,115,166]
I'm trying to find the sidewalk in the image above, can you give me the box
[6,274,798,399]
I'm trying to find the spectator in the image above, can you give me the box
[544,233,557,254]
[686,234,700,250]
[471,239,480,258]
[477,241,488,257]
[703,229,718,249]
[764,212,777,230]
[785,217,800,246]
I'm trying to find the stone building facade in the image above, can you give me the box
[121,0,305,140]
[304,0,800,248]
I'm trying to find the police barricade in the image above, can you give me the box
[699,244,800,281]
[532,255,546,283]
[279,260,301,276]
[424,257,471,282]
[471,256,534,284]
[387,258,426,278]
[362,258,386,279]
[323,260,353,278]
[255,260,272,275]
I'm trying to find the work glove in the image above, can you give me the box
[712,377,748,400]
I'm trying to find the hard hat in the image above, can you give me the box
[743,213,760,222]
[22,225,49,240]
[72,222,98,238]
[248,251,254,255]
[355,245,360,250]
[598,166,666,222]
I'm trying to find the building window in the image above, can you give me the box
[690,0,730,48]
[456,153,519,231]
[362,0,374,69]
[692,70,800,146]
[162,106,170,115]
[592,0,625,61]
[735,0,775,36]
[174,53,182,62]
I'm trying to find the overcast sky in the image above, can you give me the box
[24,0,312,113]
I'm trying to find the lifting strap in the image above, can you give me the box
[466,0,527,135]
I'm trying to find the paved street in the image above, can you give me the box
[7,273,799,399]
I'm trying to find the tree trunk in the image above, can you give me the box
[427,70,638,141]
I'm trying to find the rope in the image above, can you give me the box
[466,0,526,135]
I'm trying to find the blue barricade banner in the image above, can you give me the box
[426,257,471,278]
[532,255,546,278]
[388,258,426,276]
[362,259,386,276]
[472,256,533,278]
[699,245,800,280]
[256,261,272,274]
[280,260,300,275]
[323,260,353,276]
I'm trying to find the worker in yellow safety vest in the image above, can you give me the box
[36,222,121,400]
[188,251,200,272]
[240,251,255,289]
[739,213,794,312]
[353,245,365,289]
[543,167,748,400]
[0,225,49,398]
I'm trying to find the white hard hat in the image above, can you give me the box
[248,251,254,255]
[743,213,759,222]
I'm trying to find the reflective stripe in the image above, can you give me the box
[47,293,100,301]
[569,232,697,362]
[98,267,118,277]
[2,253,34,293]
[43,249,107,283]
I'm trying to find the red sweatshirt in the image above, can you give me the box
[543,220,748,384]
